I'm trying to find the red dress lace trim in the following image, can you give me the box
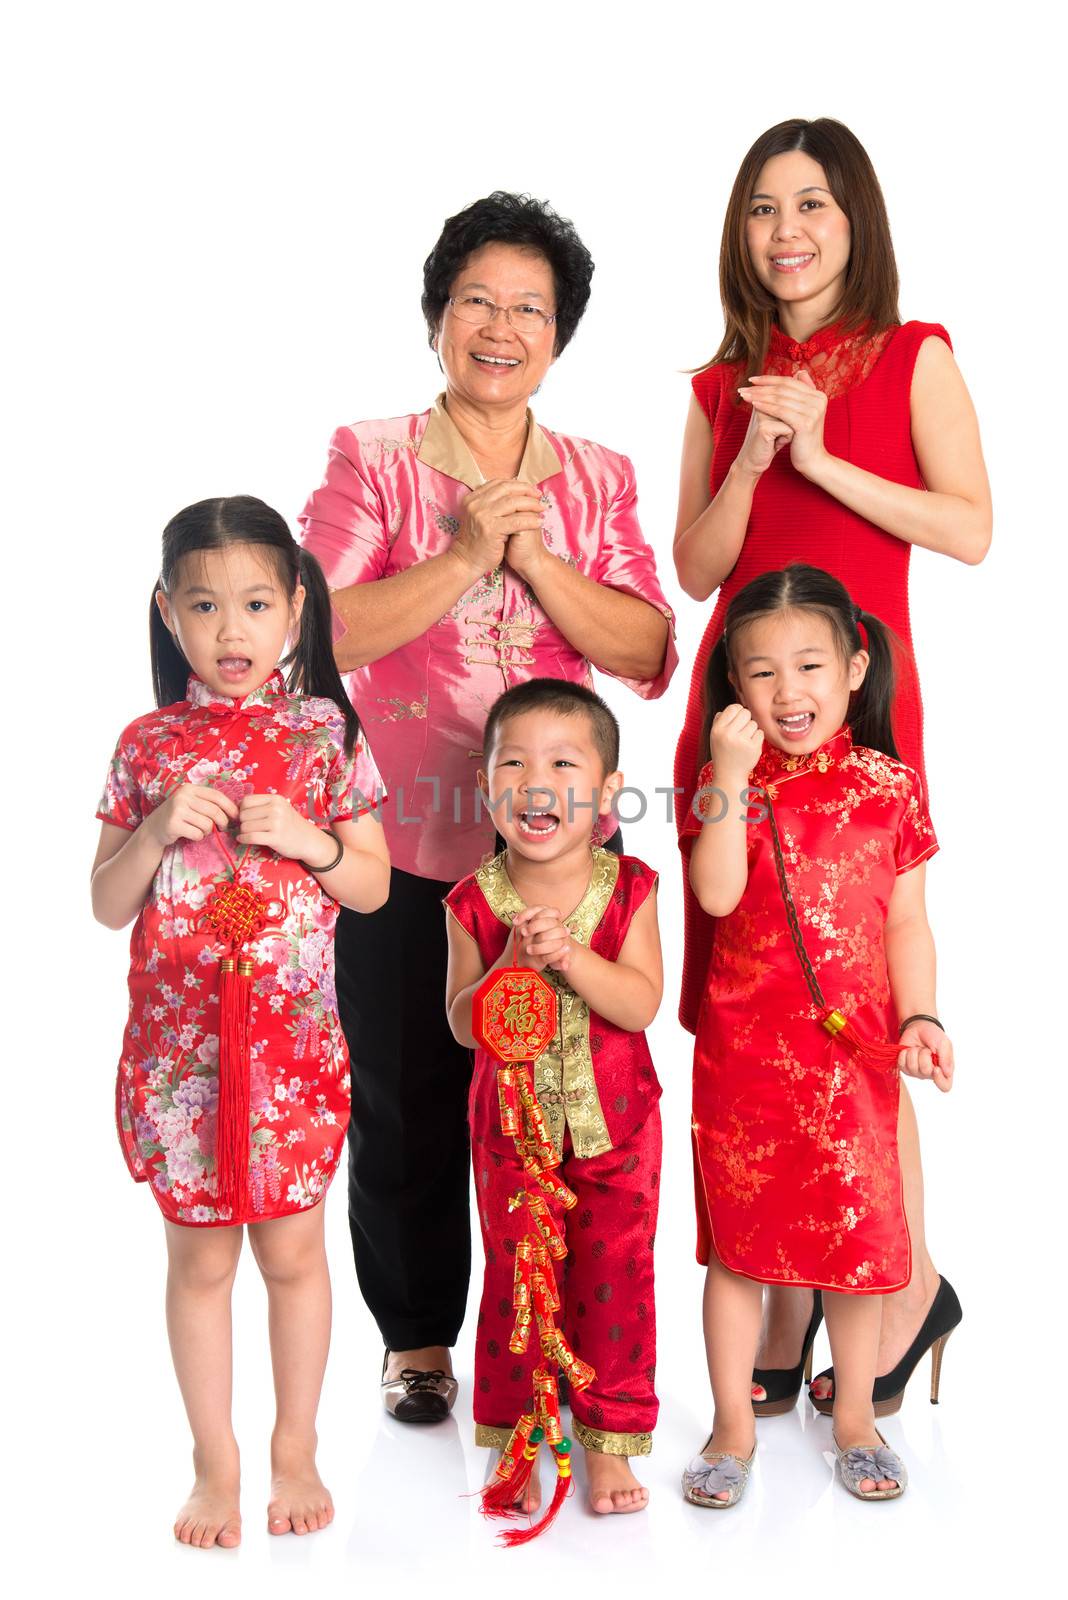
[763,318,894,398]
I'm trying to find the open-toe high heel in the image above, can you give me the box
[752,1290,823,1416]
[809,1277,961,1417]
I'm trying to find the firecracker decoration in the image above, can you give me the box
[471,947,593,1545]
[202,876,270,1213]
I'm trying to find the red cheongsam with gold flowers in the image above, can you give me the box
[681,728,937,1292]
[97,671,385,1226]
[445,848,662,1456]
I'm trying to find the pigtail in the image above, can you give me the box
[699,636,735,773]
[848,609,900,760]
[150,584,191,708]
[287,549,362,754]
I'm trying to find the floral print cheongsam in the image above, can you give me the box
[97,671,385,1226]
[681,727,937,1292]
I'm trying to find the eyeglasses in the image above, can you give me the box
[447,295,557,333]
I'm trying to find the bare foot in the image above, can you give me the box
[268,1440,334,1536]
[584,1450,649,1515]
[174,1454,241,1549]
[384,1344,453,1383]
[810,1270,940,1403]
[752,1286,815,1401]
[489,1448,542,1513]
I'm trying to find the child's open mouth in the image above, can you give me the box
[516,810,560,840]
[776,712,815,740]
[217,656,253,682]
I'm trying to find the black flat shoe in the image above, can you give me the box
[752,1291,823,1416]
[380,1350,459,1424]
[809,1276,962,1417]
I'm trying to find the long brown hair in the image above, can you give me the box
[700,118,901,380]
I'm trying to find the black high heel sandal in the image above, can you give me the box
[808,1276,962,1417]
[752,1291,823,1416]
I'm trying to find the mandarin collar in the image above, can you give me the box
[768,317,867,364]
[754,724,852,786]
[186,668,287,713]
[417,393,563,490]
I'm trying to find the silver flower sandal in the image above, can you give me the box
[833,1429,907,1501]
[682,1439,756,1509]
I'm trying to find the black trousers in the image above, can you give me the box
[336,832,623,1352]
[336,865,473,1350]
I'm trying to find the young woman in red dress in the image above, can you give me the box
[673,119,990,1415]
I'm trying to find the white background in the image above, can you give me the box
[4,2,1062,1594]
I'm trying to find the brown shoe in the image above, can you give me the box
[380,1351,459,1424]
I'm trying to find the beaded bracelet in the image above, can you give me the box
[897,1013,943,1036]
[302,827,344,874]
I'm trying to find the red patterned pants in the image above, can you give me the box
[470,1090,661,1456]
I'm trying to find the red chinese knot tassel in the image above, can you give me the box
[480,1417,542,1519]
[499,1439,573,1548]
[203,878,269,1215]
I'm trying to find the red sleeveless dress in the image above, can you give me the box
[674,318,950,1033]
[683,727,938,1290]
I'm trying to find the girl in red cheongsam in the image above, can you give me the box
[679,564,954,1507]
[92,497,390,1549]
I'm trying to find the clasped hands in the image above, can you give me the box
[145,783,334,867]
[453,480,548,581]
[510,904,574,976]
[735,367,831,480]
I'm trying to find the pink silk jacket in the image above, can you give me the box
[299,398,678,881]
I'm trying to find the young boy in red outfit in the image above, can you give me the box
[445,679,663,1519]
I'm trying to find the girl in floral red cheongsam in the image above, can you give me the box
[679,564,954,1508]
[92,497,390,1549]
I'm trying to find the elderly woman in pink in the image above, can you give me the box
[300,191,676,1427]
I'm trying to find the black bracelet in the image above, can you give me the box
[898,1012,943,1036]
[302,827,344,874]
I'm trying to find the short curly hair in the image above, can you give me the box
[421,191,594,356]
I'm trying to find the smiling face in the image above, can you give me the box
[435,242,558,410]
[729,608,867,755]
[479,707,622,864]
[155,542,304,700]
[745,150,852,322]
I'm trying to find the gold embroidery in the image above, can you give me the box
[371,693,429,723]
[571,1419,652,1457]
[474,1423,515,1450]
[366,435,418,452]
[474,848,619,1159]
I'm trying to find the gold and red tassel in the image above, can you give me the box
[480,1416,542,1519]
[821,1008,939,1071]
[498,1436,573,1548]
